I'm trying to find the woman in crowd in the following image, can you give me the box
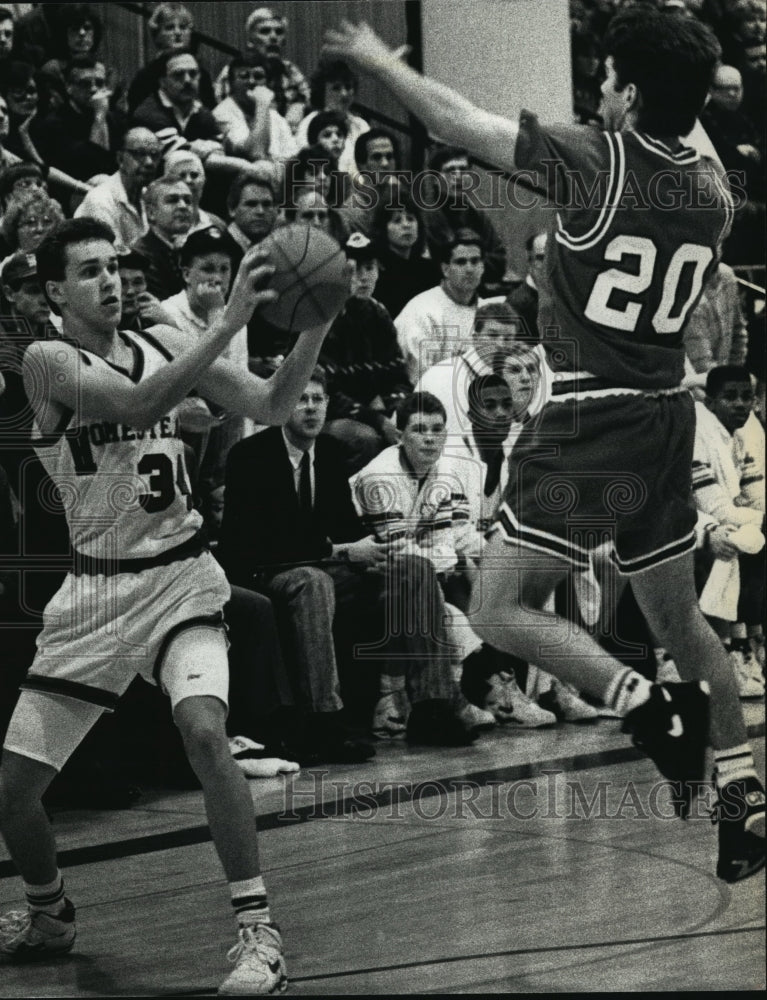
[294,59,369,177]
[0,187,64,262]
[369,187,441,319]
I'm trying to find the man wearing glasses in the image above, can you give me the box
[29,56,125,181]
[75,128,162,251]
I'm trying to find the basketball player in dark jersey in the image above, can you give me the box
[0,217,338,991]
[325,7,765,883]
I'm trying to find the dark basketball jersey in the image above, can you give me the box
[515,112,734,388]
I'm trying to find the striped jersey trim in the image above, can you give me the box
[496,503,592,570]
[609,529,696,575]
[633,131,700,165]
[556,131,625,252]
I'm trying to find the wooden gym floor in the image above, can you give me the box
[1,702,764,996]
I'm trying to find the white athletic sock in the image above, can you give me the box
[713,744,759,789]
[604,668,653,716]
[230,875,271,927]
[24,872,66,915]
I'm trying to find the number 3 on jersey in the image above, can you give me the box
[138,453,193,513]
[584,235,713,335]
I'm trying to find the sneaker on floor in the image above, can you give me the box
[730,648,765,699]
[456,699,496,733]
[0,899,76,962]
[229,737,300,778]
[219,921,288,995]
[714,776,766,884]
[372,692,408,739]
[621,681,710,819]
[539,679,599,722]
[485,672,557,728]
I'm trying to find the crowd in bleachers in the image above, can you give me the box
[0,0,764,805]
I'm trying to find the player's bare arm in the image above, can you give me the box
[148,316,335,426]
[23,247,277,432]
[323,21,519,173]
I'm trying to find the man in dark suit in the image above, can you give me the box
[219,367,477,753]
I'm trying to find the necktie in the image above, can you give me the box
[299,451,312,512]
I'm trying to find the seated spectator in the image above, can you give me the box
[11,4,63,68]
[226,167,279,253]
[0,62,94,204]
[212,52,297,164]
[0,7,14,90]
[369,186,441,319]
[126,2,215,114]
[74,127,162,251]
[506,230,548,340]
[0,161,45,210]
[423,145,508,290]
[284,142,348,212]
[285,184,347,245]
[351,390,499,737]
[131,175,193,298]
[38,5,124,114]
[29,55,125,181]
[163,148,225,231]
[571,29,603,124]
[0,188,64,264]
[116,248,161,332]
[320,233,411,471]
[395,227,486,384]
[306,110,348,170]
[295,59,369,177]
[683,259,749,372]
[693,364,765,698]
[339,127,402,236]
[214,7,309,128]
[220,371,480,752]
[131,49,222,152]
[701,63,764,266]
[415,301,538,441]
[160,226,249,532]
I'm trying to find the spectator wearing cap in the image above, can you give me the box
[126,2,215,115]
[163,148,226,232]
[212,52,297,164]
[214,7,309,129]
[395,228,487,384]
[28,55,126,181]
[159,225,249,532]
[319,233,412,473]
[368,186,441,319]
[74,127,162,251]
[423,145,508,291]
[294,59,370,178]
[131,175,194,298]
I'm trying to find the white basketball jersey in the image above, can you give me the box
[32,330,202,561]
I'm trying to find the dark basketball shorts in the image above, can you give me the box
[494,385,697,574]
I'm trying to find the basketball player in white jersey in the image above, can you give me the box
[0,217,334,993]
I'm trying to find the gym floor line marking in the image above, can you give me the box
[163,925,766,995]
[1,722,762,880]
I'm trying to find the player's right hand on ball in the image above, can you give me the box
[225,246,277,329]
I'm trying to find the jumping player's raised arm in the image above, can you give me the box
[323,21,520,173]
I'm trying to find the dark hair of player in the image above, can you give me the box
[604,6,721,136]
[36,217,116,285]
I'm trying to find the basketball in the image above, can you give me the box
[257,223,351,332]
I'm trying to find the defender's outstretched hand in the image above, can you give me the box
[323,21,407,69]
